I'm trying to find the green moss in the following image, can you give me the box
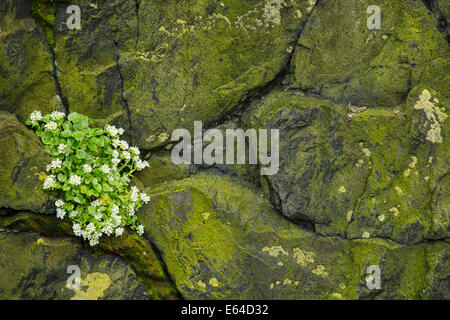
[0,211,180,299]
[31,0,68,48]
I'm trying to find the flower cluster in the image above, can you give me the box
[26,111,150,246]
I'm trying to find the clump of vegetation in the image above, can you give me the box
[31,0,68,47]
[26,110,150,246]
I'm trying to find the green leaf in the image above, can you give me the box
[73,131,85,141]
[62,121,71,131]
[68,113,80,123]
[57,174,67,182]
[94,183,102,193]
[76,149,86,159]
[102,183,112,192]
[62,130,72,137]
[91,128,104,136]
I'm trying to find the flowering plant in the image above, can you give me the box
[26,110,150,246]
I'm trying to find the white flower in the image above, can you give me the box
[73,223,82,236]
[55,199,65,207]
[91,200,103,207]
[112,150,120,158]
[130,147,140,155]
[111,157,121,165]
[127,203,135,216]
[101,220,114,236]
[122,151,131,160]
[89,237,99,247]
[48,159,63,170]
[130,192,139,203]
[29,110,42,123]
[51,111,65,121]
[111,204,120,215]
[57,144,67,154]
[43,175,56,189]
[112,214,121,227]
[118,128,124,136]
[106,125,119,137]
[119,140,129,150]
[137,224,144,236]
[115,227,124,237]
[69,211,78,218]
[140,193,150,204]
[94,211,103,221]
[135,159,149,171]
[112,139,120,148]
[56,208,66,219]
[83,164,92,174]
[86,222,96,235]
[44,121,58,131]
[69,175,82,186]
[100,164,110,174]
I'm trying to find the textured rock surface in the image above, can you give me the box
[242,89,449,245]
[52,0,315,148]
[138,173,449,299]
[0,111,55,213]
[291,0,449,107]
[0,0,60,122]
[0,0,448,300]
[0,231,150,299]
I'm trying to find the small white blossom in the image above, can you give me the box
[29,110,42,123]
[111,157,121,165]
[106,125,119,137]
[56,208,66,219]
[69,175,82,186]
[112,139,120,148]
[94,211,103,221]
[44,121,58,131]
[115,227,124,237]
[111,204,120,215]
[137,224,144,236]
[73,223,82,236]
[83,164,92,174]
[130,147,140,155]
[122,151,131,160]
[112,150,120,158]
[43,175,56,189]
[118,128,124,136]
[51,111,65,121]
[135,159,149,171]
[57,144,68,154]
[91,199,103,207]
[140,193,150,204]
[119,140,129,150]
[100,164,110,174]
[55,199,65,207]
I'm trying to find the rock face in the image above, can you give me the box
[0,0,449,300]
[291,0,449,107]
[242,88,449,245]
[138,174,449,299]
[0,0,60,122]
[0,231,150,299]
[52,0,314,148]
[0,111,55,214]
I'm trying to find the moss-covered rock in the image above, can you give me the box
[0,111,55,213]
[0,0,60,122]
[241,90,449,245]
[50,0,315,148]
[0,211,180,299]
[291,0,449,107]
[0,231,150,299]
[138,173,449,299]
